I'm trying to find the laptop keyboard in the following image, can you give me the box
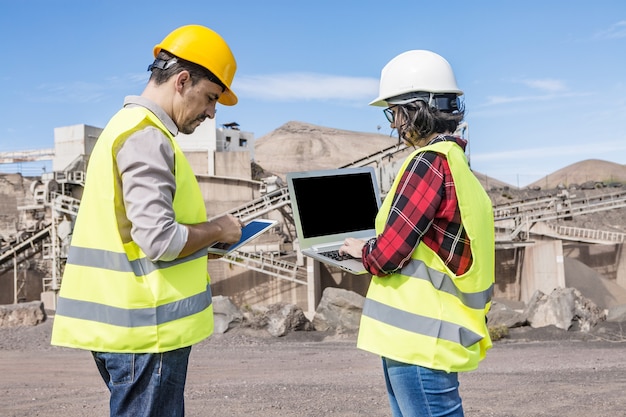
[319,250,357,261]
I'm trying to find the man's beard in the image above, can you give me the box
[180,116,206,135]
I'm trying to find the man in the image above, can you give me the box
[51,25,243,417]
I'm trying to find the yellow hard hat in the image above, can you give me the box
[154,25,238,106]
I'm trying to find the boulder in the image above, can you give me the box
[212,295,243,334]
[606,304,626,322]
[264,302,313,337]
[525,288,606,331]
[487,300,528,328]
[312,287,364,333]
[0,301,46,328]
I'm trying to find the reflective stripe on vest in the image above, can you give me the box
[66,245,207,276]
[56,283,212,328]
[401,257,493,311]
[363,299,482,347]
[56,246,210,327]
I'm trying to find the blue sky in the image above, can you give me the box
[1,1,625,186]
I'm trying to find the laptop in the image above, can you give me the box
[286,166,381,275]
[207,219,277,255]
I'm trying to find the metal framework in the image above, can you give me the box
[2,140,625,303]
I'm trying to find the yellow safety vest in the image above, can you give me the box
[51,106,213,353]
[357,140,494,372]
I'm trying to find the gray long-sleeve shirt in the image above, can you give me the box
[114,95,189,262]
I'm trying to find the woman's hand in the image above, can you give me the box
[339,237,365,259]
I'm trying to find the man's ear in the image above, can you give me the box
[174,70,191,93]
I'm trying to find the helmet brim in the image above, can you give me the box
[368,96,388,107]
[219,89,238,106]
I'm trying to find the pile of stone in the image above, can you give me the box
[213,287,363,337]
[3,286,625,342]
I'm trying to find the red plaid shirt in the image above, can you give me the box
[362,135,473,277]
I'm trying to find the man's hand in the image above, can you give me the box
[179,214,243,258]
[211,214,244,244]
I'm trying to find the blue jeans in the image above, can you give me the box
[382,357,464,417]
[92,346,192,417]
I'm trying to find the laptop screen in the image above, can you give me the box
[286,167,382,249]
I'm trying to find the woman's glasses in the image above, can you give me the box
[383,106,396,123]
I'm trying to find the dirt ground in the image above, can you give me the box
[2,317,626,417]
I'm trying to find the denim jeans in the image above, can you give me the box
[92,346,192,417]
[382,357,464,417]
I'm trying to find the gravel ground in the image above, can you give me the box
[2,317,626,417]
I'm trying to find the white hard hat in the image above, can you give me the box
[370,50,463,107]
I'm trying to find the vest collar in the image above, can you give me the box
[123,95,178,136]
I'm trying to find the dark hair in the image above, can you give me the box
[148,50,226,91]
[396,100,465,145]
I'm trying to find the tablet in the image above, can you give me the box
[207,219,277,255]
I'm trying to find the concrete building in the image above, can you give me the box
[0,120,281,312]
[52,125,102,173]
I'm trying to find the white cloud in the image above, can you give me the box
[475,77,577,108]
[520,78,567,92]
[30,81,108,103]
[110,73,150,85]
[232,73,379,102]
[471,138,626,187]
[480,91,588,107]
[29,73,146,104]
[594,20,626,40]
[472,139,626,163]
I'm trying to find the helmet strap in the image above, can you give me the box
[389,92,460,113]
[147,58,178,72]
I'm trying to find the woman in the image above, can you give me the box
[339,50,495,417]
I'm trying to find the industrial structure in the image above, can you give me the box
[1,121,625,318]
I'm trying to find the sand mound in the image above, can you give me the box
[254,121,512,190]
[564,257,626,309]
[529,159,626,189]
[254,121,404,176]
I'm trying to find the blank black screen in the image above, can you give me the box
[292,172,379,238]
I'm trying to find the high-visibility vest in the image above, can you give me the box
[357,140,494,372]
[51,106,212,353]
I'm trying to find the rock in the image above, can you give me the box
[242,304,270,330]
[574,291,608,332]
[487,301,528,328]
[606,304,626,322]
[212,295,243,334]
[525,288,606,331]
[264,302,312,337]
[213,298,313,337]
[0,301,47,328]
[312,287,364,333]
